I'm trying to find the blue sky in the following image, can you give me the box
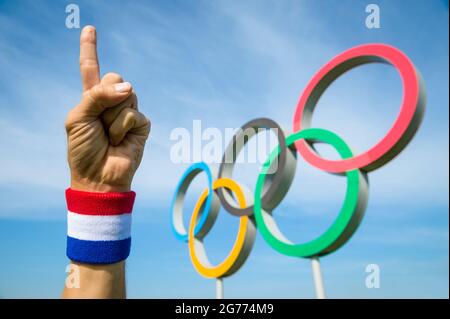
[0,0,448,298]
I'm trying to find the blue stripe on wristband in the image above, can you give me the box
[66,236,131,264]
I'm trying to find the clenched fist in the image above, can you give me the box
[65,26,150,192]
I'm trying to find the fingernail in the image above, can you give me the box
[80,26,96,42]
[114,82,131,93]
[83,25,96,32]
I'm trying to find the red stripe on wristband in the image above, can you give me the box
[66,188,136,215]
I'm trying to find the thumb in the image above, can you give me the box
[77,82,133,117]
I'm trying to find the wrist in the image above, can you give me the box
[62,261,126,299]
[70,178,131,193]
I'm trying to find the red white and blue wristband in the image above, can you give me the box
[65,188,136,264]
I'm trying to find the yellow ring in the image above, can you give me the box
[188,178,252,278]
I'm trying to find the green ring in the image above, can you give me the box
[254,128,368,258]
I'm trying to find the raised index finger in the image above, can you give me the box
[79,25,100,92]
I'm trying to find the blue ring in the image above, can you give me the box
[170,162,214,242]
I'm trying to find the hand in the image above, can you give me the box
[65,26,150,192]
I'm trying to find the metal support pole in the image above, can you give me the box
[216,278,224,299]
[311,257,326,299]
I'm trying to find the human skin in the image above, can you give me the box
[62,26,150,299]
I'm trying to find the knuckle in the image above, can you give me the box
[86,84,105,109]
[64,109,77,131]
[135,110,150,126]
[89,84,103,101]
[102,72,123,83]
[64,117,71,131]
[79,58,98,68]
[142,115,151,134]
[124,108,137,124]
[144,116,151,127]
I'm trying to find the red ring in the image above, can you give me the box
[293,44,425,173]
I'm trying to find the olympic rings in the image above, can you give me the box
[188,178,256,278]
[293,44,426,173]
[217,118,297,216]
[254,128,368,258]
[171,162,219,242]
[171,43,425,280]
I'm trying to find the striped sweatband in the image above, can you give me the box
[66,188,136,264]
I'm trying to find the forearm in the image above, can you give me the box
[62,261,125,299]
